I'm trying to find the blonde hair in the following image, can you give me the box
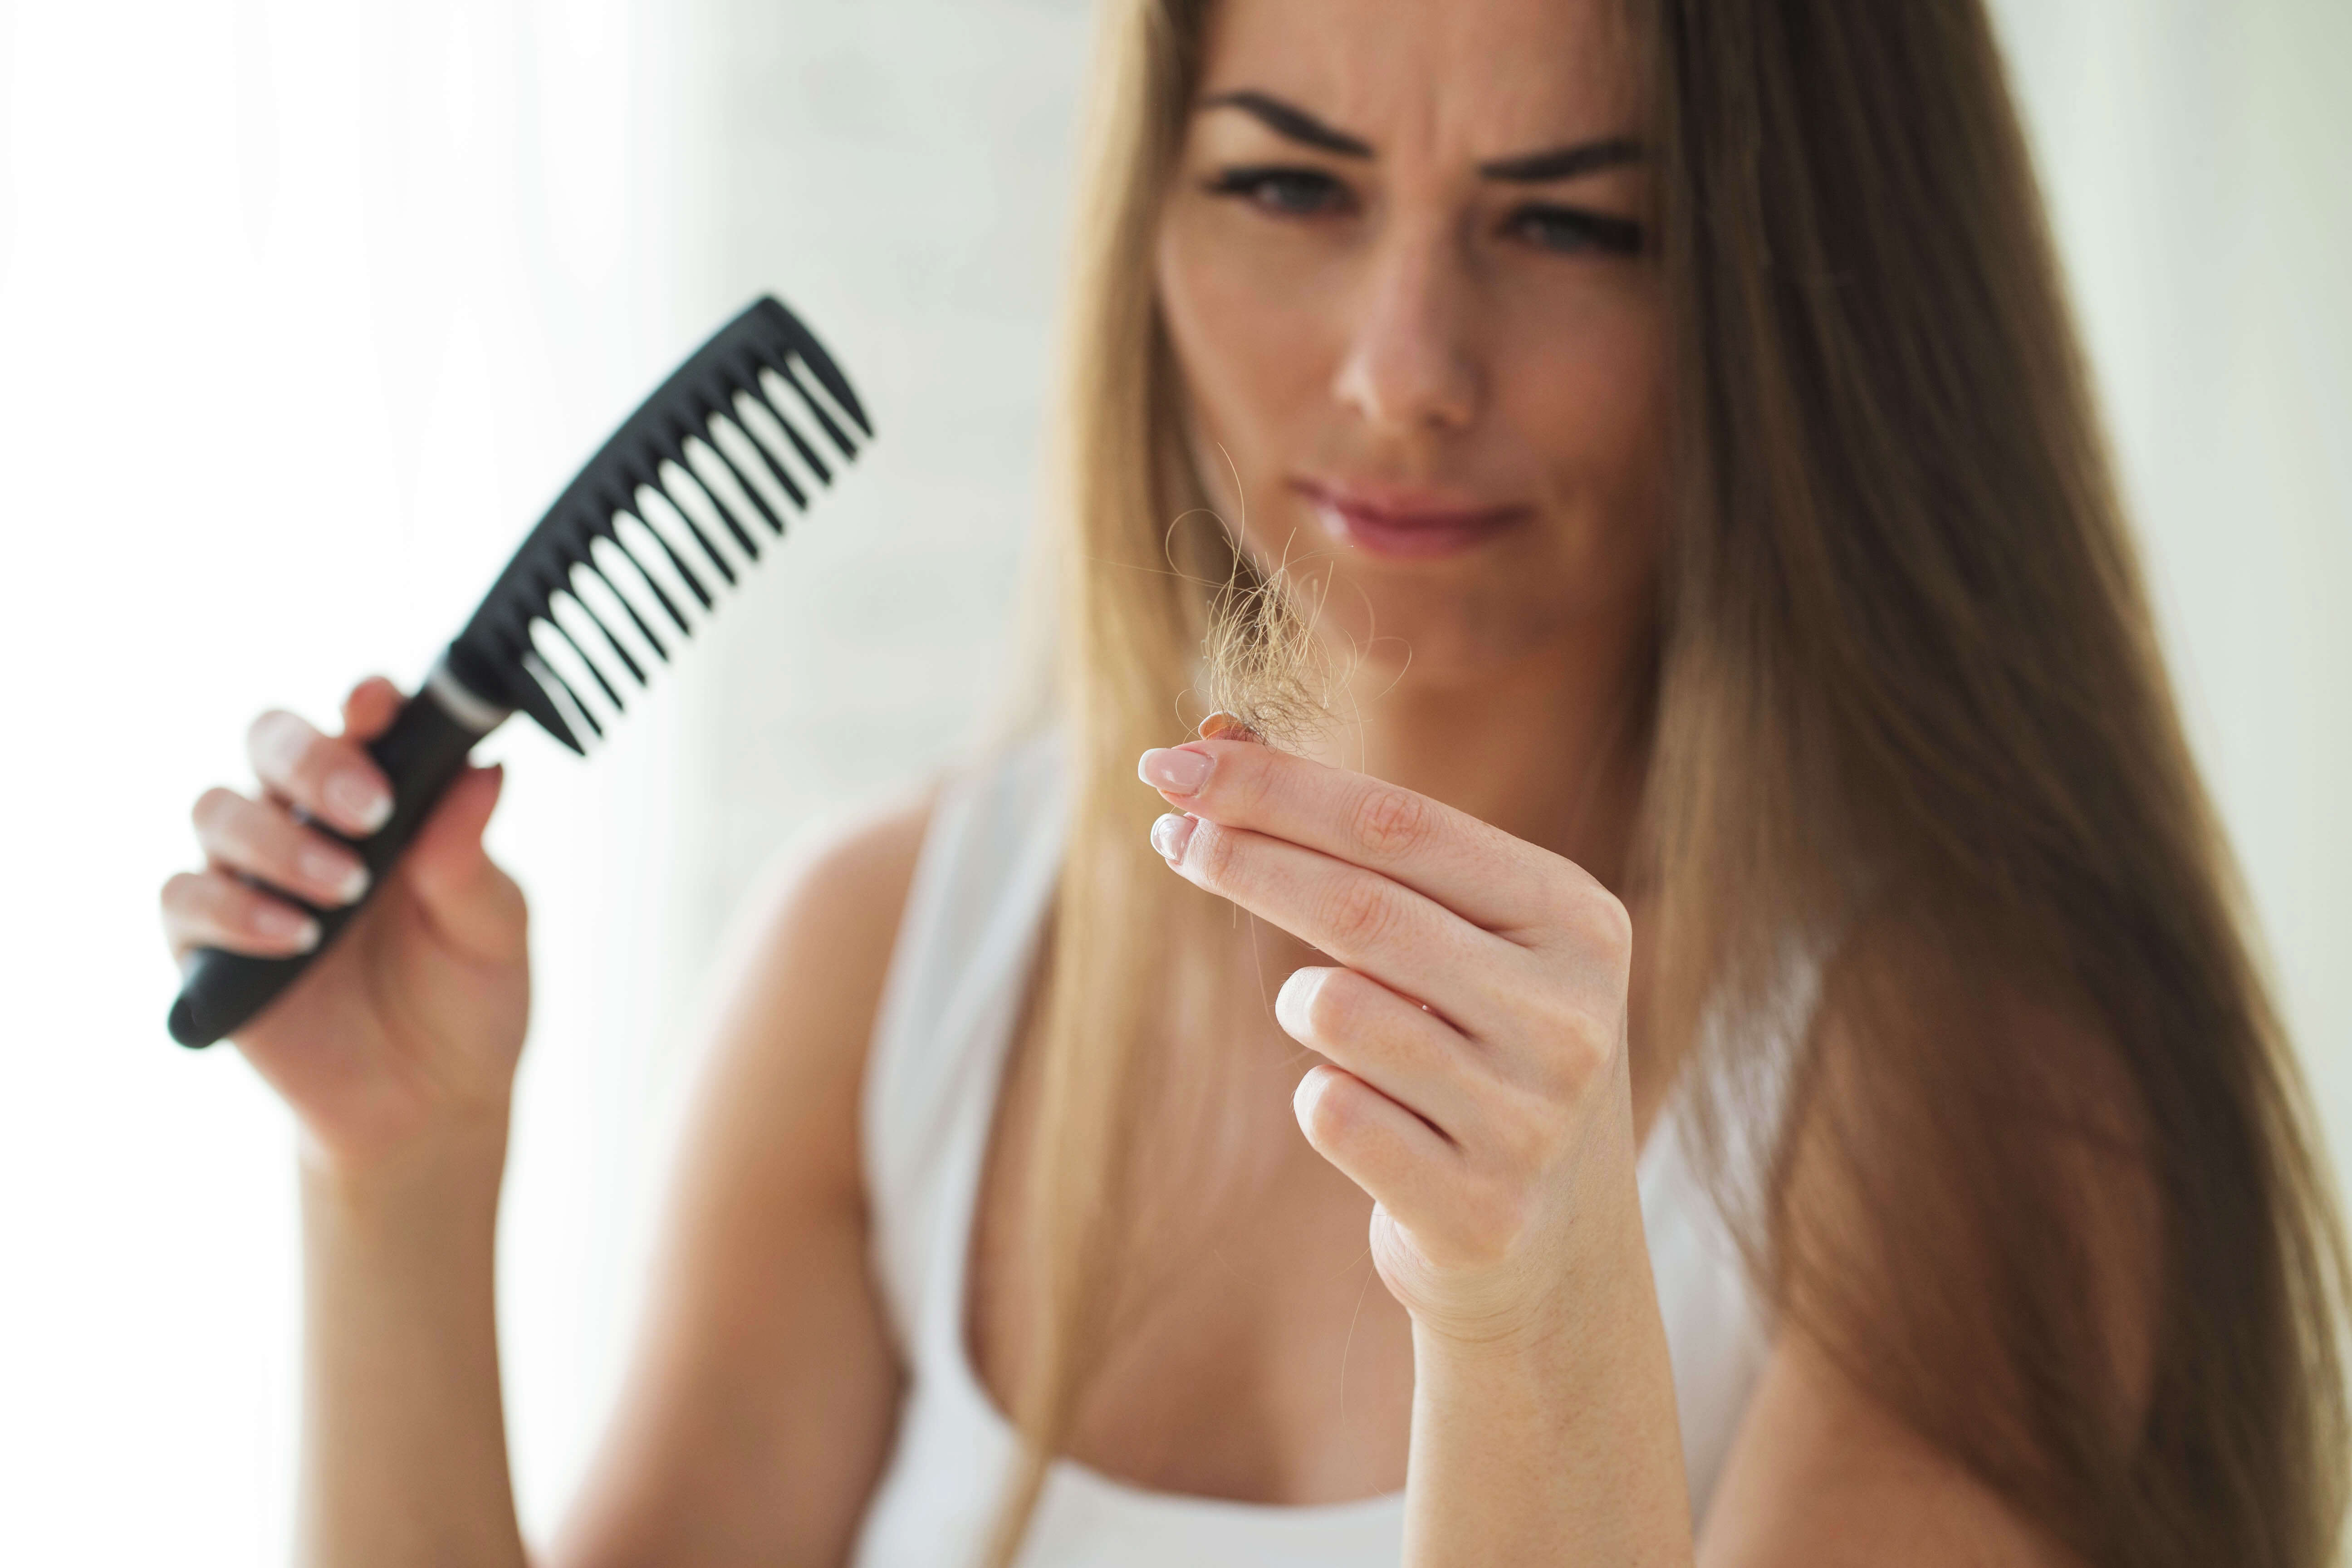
[988,3,2352,1565]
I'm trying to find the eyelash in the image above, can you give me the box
[1202,166,1646,257]
[1504,206,1645,257]
[1204,165,1354,217]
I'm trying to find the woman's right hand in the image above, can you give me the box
[161,675,531,1179]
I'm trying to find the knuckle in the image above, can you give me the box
[1492,1094,1557,1171]
[1349,784,1431,860]
[1563,1026,1615,1091]
[1508,987,1612,1098]
[1578,885,1635,966]
[1188,819,1240,885]
[1531,859,1585,923]
[1538,1002,1612,1083]
[1320,875,1395,951]
[1525,984,1580,1044]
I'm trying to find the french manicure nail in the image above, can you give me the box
[325,771,392,835]
[255,905,320,951]
[300,846,369,905]
[1138,746,1214,796]
[1294,1063,1333,1120]
[1150,811,1197,863]
[1275,968,1319,1035]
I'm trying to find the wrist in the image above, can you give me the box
[1411,1305,1584,1388]
[1409,1186,1656,1368]
[299,1107,510,1225]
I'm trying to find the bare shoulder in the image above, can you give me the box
[552,784,937,1568]
[738,783,937,986]
[676,782,939,1203]
[759,785,937,976]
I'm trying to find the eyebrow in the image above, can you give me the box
[1476,137,1645,182]
[1199,90,1372,158]
[1199,88,1646,183]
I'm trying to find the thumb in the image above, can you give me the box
[339,675,406,743]
[402,764,525,960]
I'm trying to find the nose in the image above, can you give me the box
[1331,222,1482,438]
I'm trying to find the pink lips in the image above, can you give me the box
[1290,479,1528,560]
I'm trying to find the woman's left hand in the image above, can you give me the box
[1140,731,1645,1355]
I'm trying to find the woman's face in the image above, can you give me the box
[1155,0,1666,687]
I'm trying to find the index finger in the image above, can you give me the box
[1137,738,1595,941]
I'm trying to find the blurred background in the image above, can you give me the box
[0,0,2343,1560]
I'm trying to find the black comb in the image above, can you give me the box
[169,295,872,1049]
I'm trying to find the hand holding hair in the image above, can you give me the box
[1139,721,1649,1353]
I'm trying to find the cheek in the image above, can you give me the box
[1154,207,1340,465]
[1501,289,1671,584]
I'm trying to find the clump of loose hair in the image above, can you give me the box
[1192,537,1349,751]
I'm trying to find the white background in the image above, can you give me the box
[0,1,2342,1561]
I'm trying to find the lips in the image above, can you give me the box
[1289,478,1528,560]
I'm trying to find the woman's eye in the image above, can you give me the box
[1506,205,1645,257]
[1205,166,1353,219]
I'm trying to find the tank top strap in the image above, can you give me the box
[863,729,1069,1355]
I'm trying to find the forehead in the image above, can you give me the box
[1194,0,1642,155]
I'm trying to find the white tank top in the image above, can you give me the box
[850,733,1777,1568]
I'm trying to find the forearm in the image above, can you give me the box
[298,1121,528,1568]
[1403,1212,1693,1567]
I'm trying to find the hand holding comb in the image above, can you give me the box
[168,295,872,1049]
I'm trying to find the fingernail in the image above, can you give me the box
[1199,710,1262,744]
[1275,968,1321,1035]
[1138,746,1215,796]
[300,846,370,905]
[254,905,320,951]
[325,771,392,835]
[1294,1063,1333,1121]
[1150,812,1197,864]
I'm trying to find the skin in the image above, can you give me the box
[161,0,2121,1563]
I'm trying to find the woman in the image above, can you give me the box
[159,0,2350,1564]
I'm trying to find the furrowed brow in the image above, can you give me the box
[1477,137,1645,183]
[1198,89,1374,159]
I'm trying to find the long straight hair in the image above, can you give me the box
[989,3,2352,1564]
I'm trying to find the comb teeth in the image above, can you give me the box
[449,297,872,754]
